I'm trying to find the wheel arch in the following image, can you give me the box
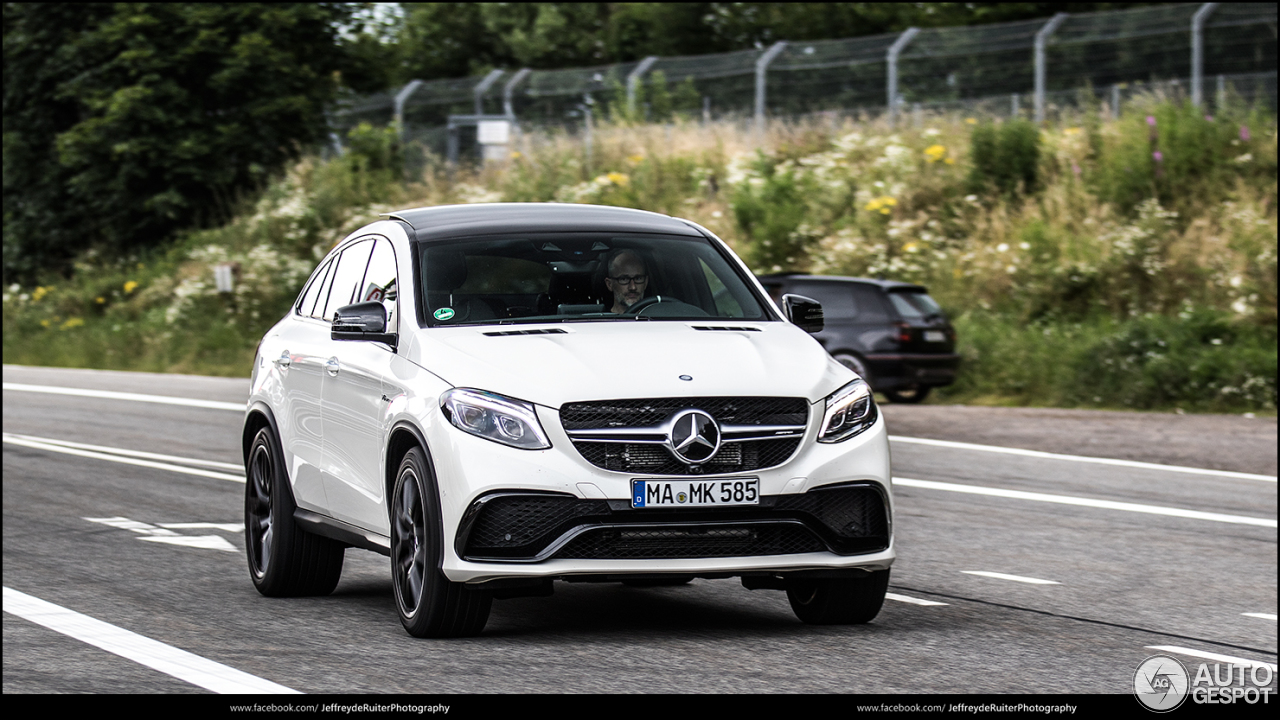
[242,402,281,468]
[385,419,434,517]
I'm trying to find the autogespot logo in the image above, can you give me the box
[1134,655,1190,712]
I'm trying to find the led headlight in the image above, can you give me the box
[817,378,877,443]
[441,388,551,450]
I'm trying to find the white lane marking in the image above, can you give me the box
[962,571,1060,585]
[158,522,243,533]
[2,586,299,694]
[7,379,1273,483]
[3,433,245,484]
[894,477,1278,528]
[885,593,949,606]
[1146,645,1278,672]
[4,433,243,471]
[1243,613,1277,621]
[890,435,1277,483]
[85,517,238,552]
[2,382,245,412]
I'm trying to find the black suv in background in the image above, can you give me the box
[757,274,960,403]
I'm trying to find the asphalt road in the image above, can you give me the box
[3,364,1276,695]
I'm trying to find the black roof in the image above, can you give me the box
[386,203,704,242]
[756,273,927,292]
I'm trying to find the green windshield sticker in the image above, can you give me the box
[433,307,455,321]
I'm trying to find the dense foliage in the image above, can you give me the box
[2,3,357,283]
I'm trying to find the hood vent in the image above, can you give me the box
[691,325,762,332]
[482,328,569,337]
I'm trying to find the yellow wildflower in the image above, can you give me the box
[606,172,630,187]
[124,280,139,294]
[32,286,48,302]
[40,319,51,328]
[965,118,977,125]
[864,196,897,213]
[944,157,955,165]
[1064,127,1082,136]
[509,151,523,159]
[95,297,106,304]
[924,144,946,162]
[627,154,645,164]
[60,317,84,330]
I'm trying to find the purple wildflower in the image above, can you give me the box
[1153,151,1163,163]
[1240,125,1251,142]
[1146,115,1157,127]
[1072,162,1082,177]
[1205,115,1214,122]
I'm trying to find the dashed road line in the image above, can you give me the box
[961,571,1061,585]
[1146,645,1278,672]
[894,476,1277,528]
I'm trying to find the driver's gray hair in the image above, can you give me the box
[604,248,645,275]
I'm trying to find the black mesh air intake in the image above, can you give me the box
[457,484,888,562]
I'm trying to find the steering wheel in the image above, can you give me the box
[624,295,671,315]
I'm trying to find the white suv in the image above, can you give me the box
[242,203,893,637]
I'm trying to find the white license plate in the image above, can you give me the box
[631,478,759,508]
[924,330,946,343]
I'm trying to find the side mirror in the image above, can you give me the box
[332,301,397,349]
[781,294,824,334]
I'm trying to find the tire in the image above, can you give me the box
[833,353,871,385]
[786,570,890,625]
[244,426,344,597]
[391,447,492,638]
[883,386,931,404]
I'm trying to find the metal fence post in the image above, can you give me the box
[627,56,659,118]
[887,28,919,127]
[1191,4,1219,107]
[394,80,423,146]
[473,69,505,115]
[1034,13,1069,123]
[503,68,531,119]
[755,41,787,140]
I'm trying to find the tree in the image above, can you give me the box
[3,3,356,283]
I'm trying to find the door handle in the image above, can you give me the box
[274,351,291,369]
[326,357,340,376]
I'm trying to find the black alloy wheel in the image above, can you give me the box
[786,569,890,625]
[883,386,931,404]
[244,426,344,596]
[391,447,492,638]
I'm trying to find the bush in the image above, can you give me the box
[968,119,1040,197]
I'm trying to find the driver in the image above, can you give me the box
[603,249,649,313]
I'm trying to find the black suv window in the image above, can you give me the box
[887,290,945,320]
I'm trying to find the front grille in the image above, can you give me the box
[572,438,801,475]
[561,396,807,430]
[457,484,889,562]
[561,396,809,475]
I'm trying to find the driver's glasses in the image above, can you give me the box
[609,275,647,286]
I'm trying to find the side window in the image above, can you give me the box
[321,239,374,322]
[296,259,333,317]
[851,286,890,322]
[361,239,399,330]
[795,283,857,321]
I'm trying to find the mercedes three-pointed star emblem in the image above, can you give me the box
[667,409,722,465]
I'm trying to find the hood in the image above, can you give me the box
[408,321,852,408]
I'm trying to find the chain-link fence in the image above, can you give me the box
[332,2,1277,163]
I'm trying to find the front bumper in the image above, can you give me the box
[426,400,895,584]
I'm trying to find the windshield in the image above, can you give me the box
[419,233,771,326]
